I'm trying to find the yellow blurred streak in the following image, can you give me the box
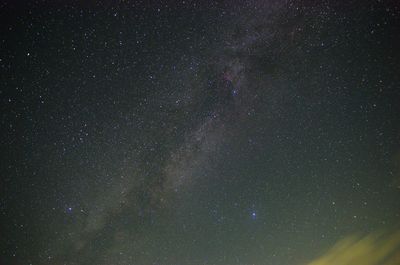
[307,230,400,265]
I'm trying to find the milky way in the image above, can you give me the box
[1,1,400,265]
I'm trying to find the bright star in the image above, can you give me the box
[251,212,257,219]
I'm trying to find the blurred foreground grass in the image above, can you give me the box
[307,230,400,265]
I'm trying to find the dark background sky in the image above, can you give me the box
[1,1,400,265]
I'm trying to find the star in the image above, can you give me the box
[251,211,257,219]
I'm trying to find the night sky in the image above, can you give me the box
[1,1,400,265]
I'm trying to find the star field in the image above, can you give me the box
[1,1,400,265]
